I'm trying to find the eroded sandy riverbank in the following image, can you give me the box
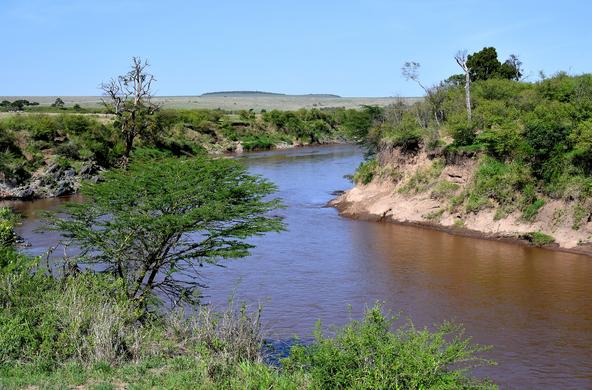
[330,147,592,256]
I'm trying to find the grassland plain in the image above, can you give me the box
[0,94,421,111]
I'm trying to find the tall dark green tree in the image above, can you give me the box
[467,47,522,81]
[51,97,65,108]
[467,47,501,81]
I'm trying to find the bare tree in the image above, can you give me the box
[401,61,444,126]
[100,57,160,165]
[454,51,472,122]
[402,61,428,93]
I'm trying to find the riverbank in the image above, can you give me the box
[331,146,592,256]
[0,140,342,200]
[0,107,370,200]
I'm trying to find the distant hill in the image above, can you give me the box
[200,91,341,98]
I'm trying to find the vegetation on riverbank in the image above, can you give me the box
[0,106,377,198]
[346,48,592,249]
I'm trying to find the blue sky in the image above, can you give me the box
[0,0,589,96]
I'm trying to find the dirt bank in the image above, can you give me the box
[330,146,592,256]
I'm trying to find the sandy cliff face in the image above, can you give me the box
[331,146,592,253]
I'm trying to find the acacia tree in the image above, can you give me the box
[51,97,65,108]
[45,156,284,311]
[455,51,472,122]
[101,57,160,165]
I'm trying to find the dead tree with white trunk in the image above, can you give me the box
[100,57,160,166]
[454,51,472,122]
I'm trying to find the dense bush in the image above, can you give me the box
[381,112,424,152]
[465,157,534,215]
[476,123,525,160]
[283,305,495,389]
[353,159,378,185]
[523,101,574,172]
[0,258,495,389]
[0,107,366,191]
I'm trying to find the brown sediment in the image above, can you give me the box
[330,194,592,257]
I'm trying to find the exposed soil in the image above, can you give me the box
[330,147,592,256]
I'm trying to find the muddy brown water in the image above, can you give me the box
[5,145,592,389]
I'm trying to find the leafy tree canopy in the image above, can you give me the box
[44,156,284,310]
[467,47,522,82]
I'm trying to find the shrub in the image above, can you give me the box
[473,99,520,129]
[537,71,578,102]
[62,114,93,134]
[569,118,592,174]
[241,135,277,151]
[522,199,545,222]
[0,207,18,247]
[451,122,476,146]
[399,159,445,194]
[353,159,378,185]
[523,101,574,172]
[282,304,495,389]
[431,180,460,200]
[524,231,555,246]
[29,116,61,141]
[474,78,527,101]
[55,142,81,160]
[477,123,525,160]
[572,202,590,230]
[382,113,424,153]
[465,157,534,214]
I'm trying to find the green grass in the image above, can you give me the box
[572,202,590,230]
[353,159,379,185]
[464,157,533,216]
[0,357,309,390]
[522,199,545,222]
[524,231,555,246]
[431,180,460,200]
[399,159,445,194]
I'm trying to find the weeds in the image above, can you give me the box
[399,158,445,194]
[523,232,555,246]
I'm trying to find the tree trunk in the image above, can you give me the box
[464,72,472,122]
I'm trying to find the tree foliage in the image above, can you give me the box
[51,98,65,108]
[44,156,284,309]
[467,47,522,82]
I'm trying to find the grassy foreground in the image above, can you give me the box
[0,207,495,389]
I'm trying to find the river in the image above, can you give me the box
[6,144,592,389]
